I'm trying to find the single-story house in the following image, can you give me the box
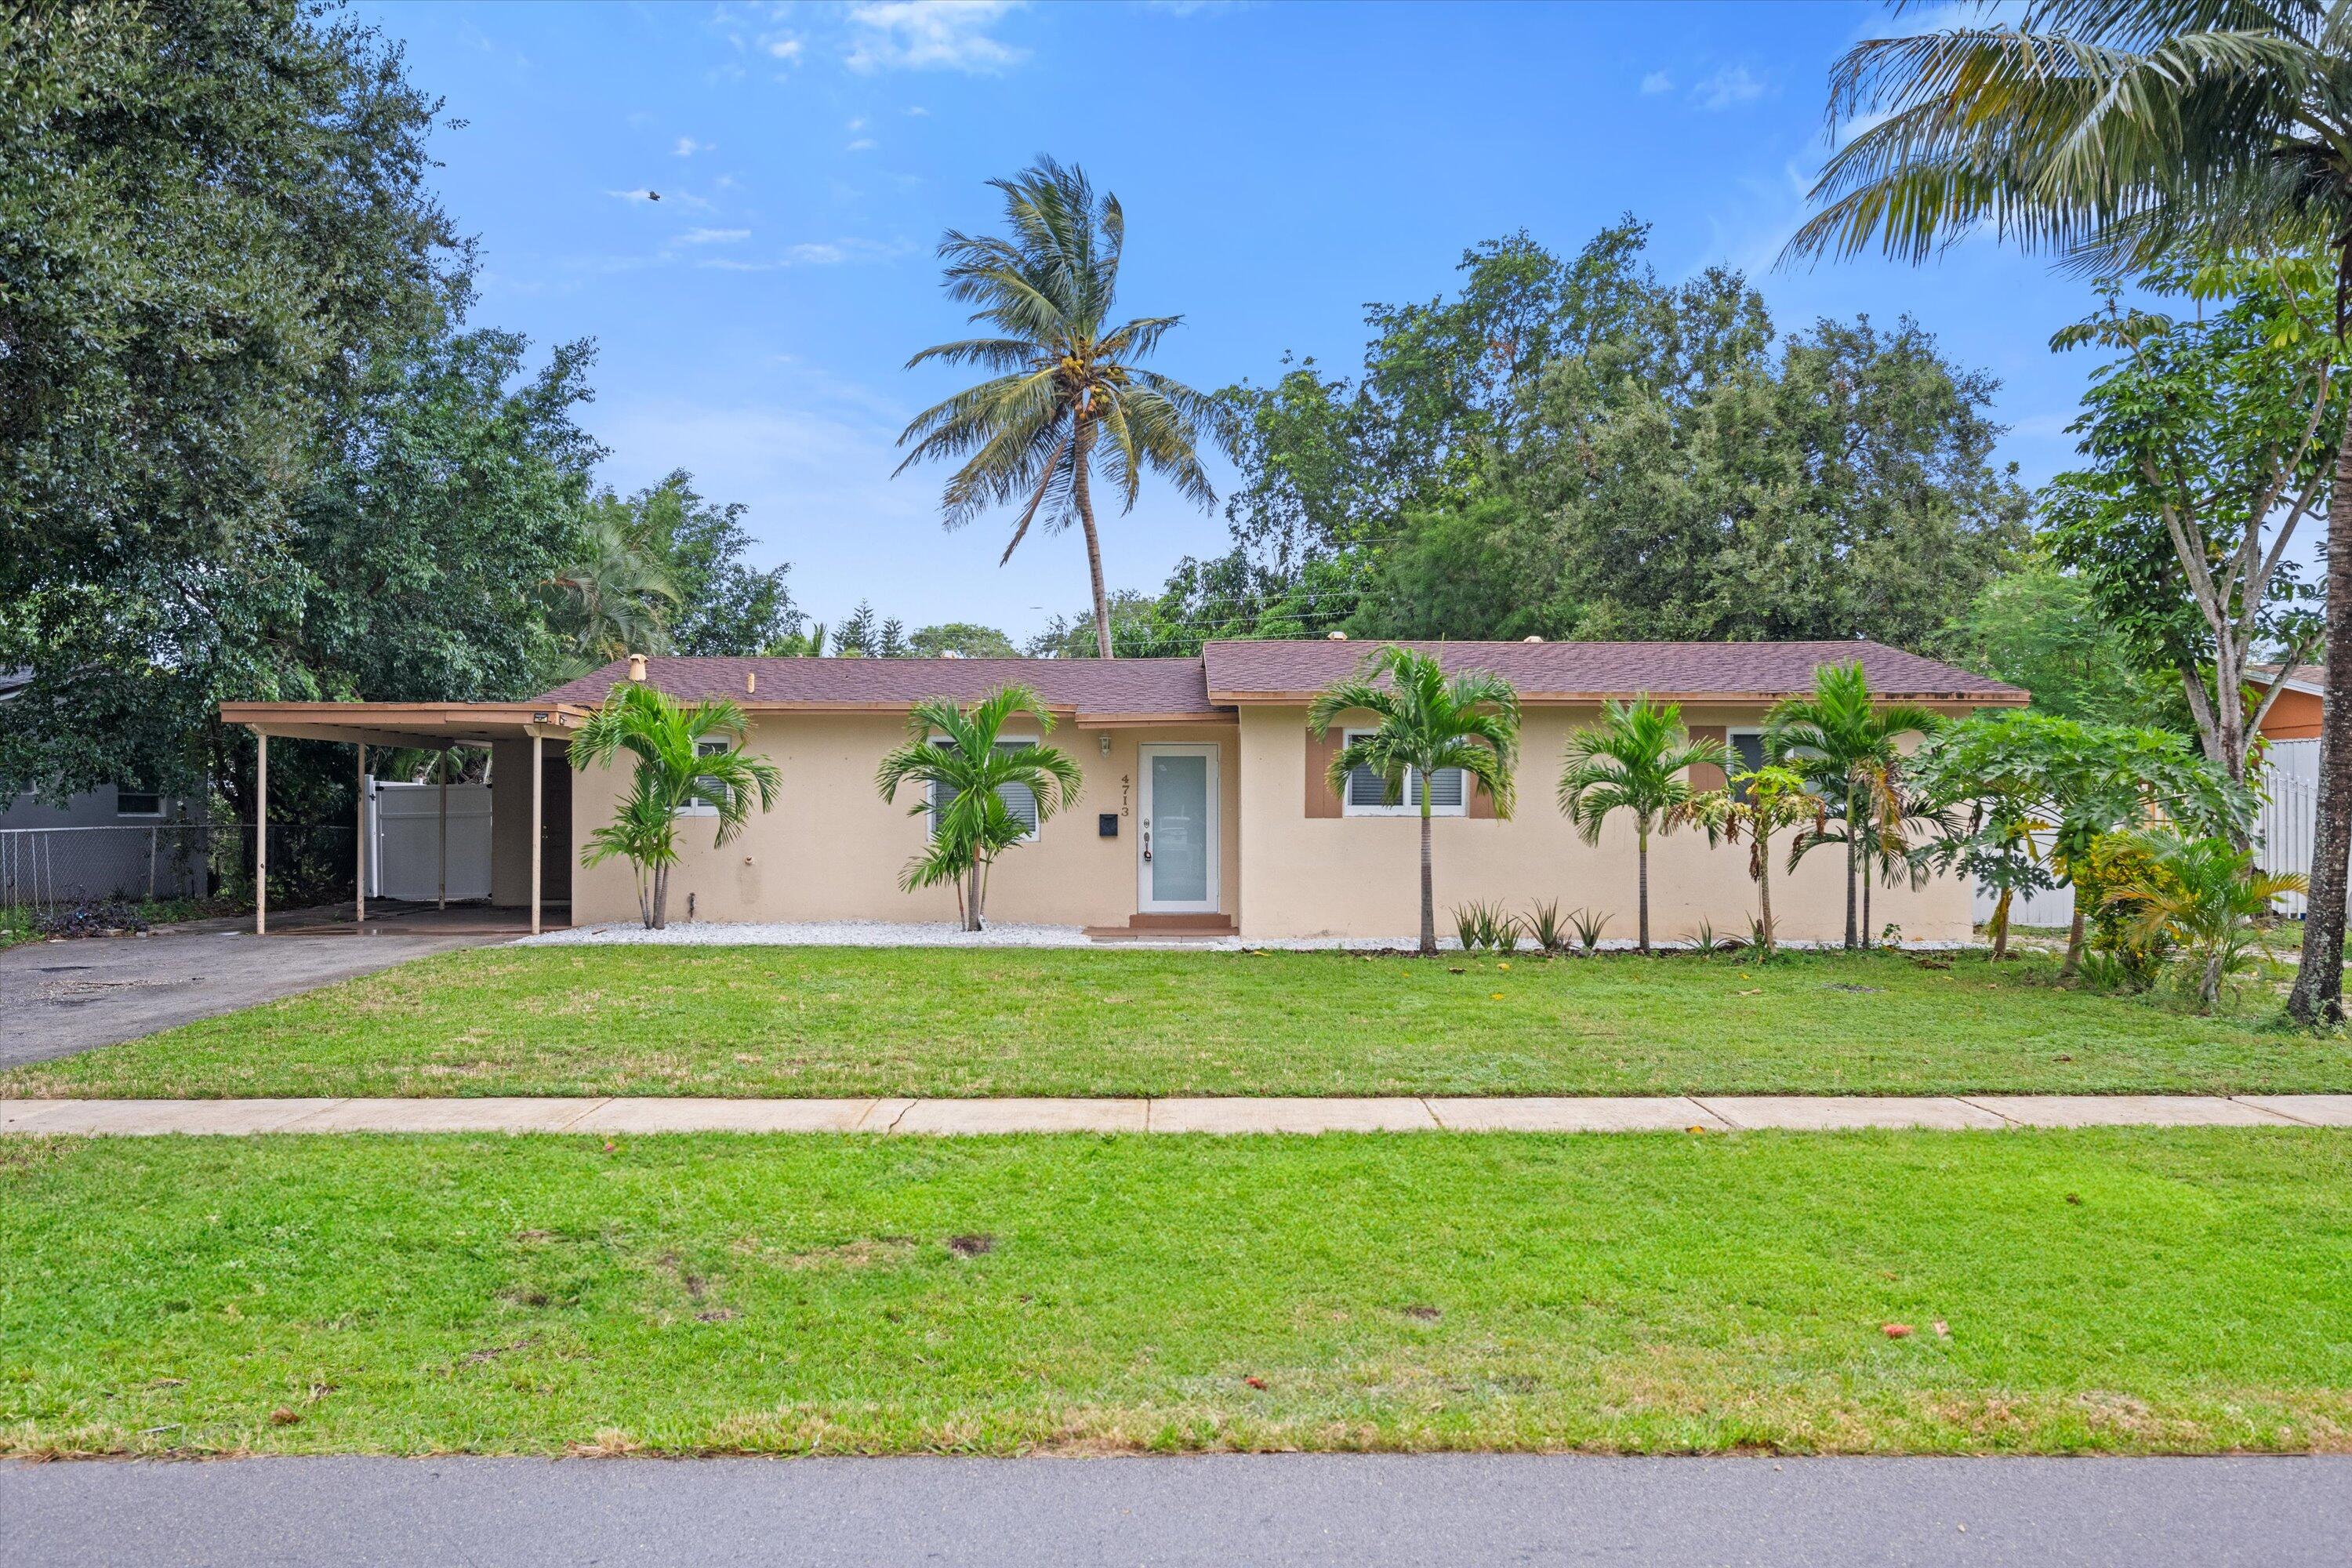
[221,639,2024,944]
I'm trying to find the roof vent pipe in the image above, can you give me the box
[1327,630,1348,641]
[627,653,648,682]
[746,670,757,695]
[1523,635,1544,643]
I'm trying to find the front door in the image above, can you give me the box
[1137,744,1219,913]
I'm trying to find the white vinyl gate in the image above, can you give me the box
[365,779,492,902]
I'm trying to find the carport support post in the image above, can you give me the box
[253,730,267,935]
[529,732,543,936]
[437,749,448,911]
[355,743,367,930]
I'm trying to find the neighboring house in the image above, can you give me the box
[1,670,209,903]
[223,641,2024,943]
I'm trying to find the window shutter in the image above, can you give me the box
[1304,728,1342,818]
[1686,725,1727,793]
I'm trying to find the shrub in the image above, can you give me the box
[1526,899,1568,953]
[1566,906,1610,953]
[2074,833,2172,992]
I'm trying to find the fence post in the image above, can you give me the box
[255,731,268,935]
[148,826,157,901]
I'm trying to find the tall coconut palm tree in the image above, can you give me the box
[569,683,781,929]
[874,684,1083,931]
[1782,0,2352,1014]
[1559,697,1726,955]
[1764,662,1940,952]
[1309,645,1520,955]
[896,158,1229,660]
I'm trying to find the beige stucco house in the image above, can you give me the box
[223,639,2024,945]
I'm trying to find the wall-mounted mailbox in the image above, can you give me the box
[1098,813,1119,837]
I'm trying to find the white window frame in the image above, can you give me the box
[676,737,735,818]
[1726,728,1766,800]
[926,734,1041,844]
[112,786,165,819]
[1339,729,1468,818]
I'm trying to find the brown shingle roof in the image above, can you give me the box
[1200,640,2025,704]
[535,656,1219,719]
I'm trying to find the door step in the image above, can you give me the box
[1085,914,1238,941]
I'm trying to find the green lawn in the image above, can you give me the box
[4,946,2343,1100]
[2,1129,2347,1456]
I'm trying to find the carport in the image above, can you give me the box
[217,702,588,936]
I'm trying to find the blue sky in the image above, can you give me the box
[359,0,2099,643]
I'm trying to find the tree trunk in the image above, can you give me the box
[2200,947,2224,1014]
[1418,800,1436,955]
[966,851,983,932]
[1990,884,2011,962]
[2060,903,2087,980]
[1862,831,1875,948]
[650,864,669,930]
[2291,406,2352,1025]
[1757,839,1775,955]
[1843,783,1860,951]
[1072,425,1114,661]
[1637,825,1651,955]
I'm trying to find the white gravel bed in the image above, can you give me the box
[514,920,1965,953]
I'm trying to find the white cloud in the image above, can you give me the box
[678,227,751,245]
[844,1,1027,74]
[1692,64,1765,111]
[906,105,930,116]
[846,136,879,151]
[846,116,868,132]
[1640,69,1672,95]
[606,188,660,203]
[673,136,713,158]
[694,237,914,271]
[765,34,804,61]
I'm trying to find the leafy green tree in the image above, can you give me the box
[908,623,1019,659]
[2042,261,2336,786]
[1944,562,2190,731]
[1309,647,1520,955]
[2103,831,2305,1012]
[874,685,1083,931]
[1915,710,2249,968]
[1559,697,1724,955]
[897,158,1229,660]
[1682,764,1824,954]
[1783,0,2352,1021]
[1765,663,1941,952]
[570,684,782,930]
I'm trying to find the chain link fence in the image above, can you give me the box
[0,823,356,914]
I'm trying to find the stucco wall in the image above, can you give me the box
[1233,705,1973,946]
[568,713,1243,928]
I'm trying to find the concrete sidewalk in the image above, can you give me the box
[4,1093,2349,1135]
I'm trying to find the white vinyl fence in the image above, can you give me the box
[365,779,492,902]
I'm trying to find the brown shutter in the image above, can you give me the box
[1468,757,1501,818]
[1687,724,1727,792]
[1305,727,1343,818]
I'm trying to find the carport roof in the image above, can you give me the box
[217,702,589,750]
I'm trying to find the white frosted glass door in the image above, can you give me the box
[1138,746,1218,913]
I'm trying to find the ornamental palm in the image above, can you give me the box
[549,514,678,661]
[569,683,781,929]
[1559,698,1726,955]
[1782,0,2352,1011]
[896,158,1228,660]
[1765,662,1940,951]
[1309,645,1520,955]
[1681,763,1826,955]
[874,684,1083,931]
[2102,829,2306,1011]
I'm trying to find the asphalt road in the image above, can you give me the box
[0,927,495,1067]
[4,1454,2343,1567]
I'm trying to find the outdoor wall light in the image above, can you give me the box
[1098,732,1112,756]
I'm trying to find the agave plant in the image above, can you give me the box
[1526,899,1569,955]
[1566,906,1610,954]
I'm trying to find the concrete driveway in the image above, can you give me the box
[0,923,501,1069]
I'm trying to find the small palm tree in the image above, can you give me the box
[895,158,1229,660]
[550,514,678,661]
[875,684,1083,931]
[1766,662,1940,951]
[2102,830,2306,1013]
[569,683,781,929]
[1308,645,1519,955]
[1560,698,1726,954]
[1682,763,1824,956]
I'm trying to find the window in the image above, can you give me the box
[677,739,733,817]
[113,786,163,818]
[928,738,1040,841]
[1341,730,1467,817]
[1726,729,1765,802]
